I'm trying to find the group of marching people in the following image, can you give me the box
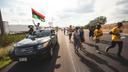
[66,22,124,57]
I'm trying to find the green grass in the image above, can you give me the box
[0,34,26,47]
[0,57,12,69]
[0,47,12,69]
[0,33,26,69]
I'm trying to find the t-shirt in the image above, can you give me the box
[93,29,103,40]
[68,28,73,34]
[80,30,84,38]
[73,31,80,41]
[111,27,122,41]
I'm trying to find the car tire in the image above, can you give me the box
[46,46,53,60]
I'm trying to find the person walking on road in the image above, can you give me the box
[68,25,73,42]
[64,28,66,35]
[93,24,103,53]
[73,27,81,53]
[105,22,123,57]
[89,26,95,40]
[79,27,85,50]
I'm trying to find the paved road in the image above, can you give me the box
[1,30,128,72]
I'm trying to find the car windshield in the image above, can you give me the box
[28,30,51,38]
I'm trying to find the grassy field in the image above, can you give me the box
[0,33,26,69]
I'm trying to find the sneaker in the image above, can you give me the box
[105,48,109,53]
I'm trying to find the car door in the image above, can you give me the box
[50,30,57,47]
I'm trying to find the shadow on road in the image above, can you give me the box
[85,42,95,47]
[7,42,60,72]
[99,50,128,67]
[80,49,119,72]
[100,40,111,45]
[76,52,105,72]
[85,40,111,47]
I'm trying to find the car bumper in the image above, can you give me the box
[10,48,50,62]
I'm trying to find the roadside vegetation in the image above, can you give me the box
[0,33,26,69]
[0,33,26,47]
[0,47,12,69]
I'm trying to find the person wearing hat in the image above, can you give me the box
[93,24,103,53]
[105,22,123,57]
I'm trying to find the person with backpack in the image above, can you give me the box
[105,22,123,57]
[93,24,103,53]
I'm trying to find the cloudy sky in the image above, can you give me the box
[0,0,128,27]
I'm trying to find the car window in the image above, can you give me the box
[27,30,51,39]
[40,30,51,37]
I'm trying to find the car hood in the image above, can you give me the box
[15,36,51,47]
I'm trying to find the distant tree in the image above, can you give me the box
[55,26,59,32]
[95,16,107,25]
[84,25,89,29]
[87,16,107,28]
[122,20,128,23]
[88,20,97,26]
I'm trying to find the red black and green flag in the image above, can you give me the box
[32,8,45,22]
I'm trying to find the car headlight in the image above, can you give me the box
[37,42,48,50]
[37,44,43,50]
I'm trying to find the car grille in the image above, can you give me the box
[15,46,36,56]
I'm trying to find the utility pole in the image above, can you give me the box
[0,9,5,35]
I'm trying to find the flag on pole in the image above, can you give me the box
[32,8,45,22]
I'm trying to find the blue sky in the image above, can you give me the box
[0,0,128,27]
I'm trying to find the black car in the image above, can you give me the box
[9,30,58,62]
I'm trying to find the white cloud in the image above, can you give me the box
[0,0,128,27]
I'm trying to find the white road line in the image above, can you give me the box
[64,36,77,72]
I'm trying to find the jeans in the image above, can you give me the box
[106,41,123,55]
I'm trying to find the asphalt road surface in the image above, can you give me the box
[1,30,128,72]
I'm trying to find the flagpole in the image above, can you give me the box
[32,19,36,26]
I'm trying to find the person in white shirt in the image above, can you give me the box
[73,27,81,53]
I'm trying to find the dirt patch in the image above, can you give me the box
[102,22,128,34]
